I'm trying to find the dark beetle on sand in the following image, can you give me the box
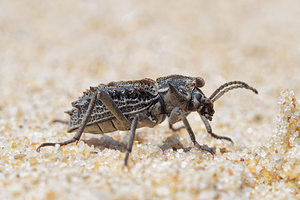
[37,74,258,165]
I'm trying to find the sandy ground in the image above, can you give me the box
[0,0,299,199]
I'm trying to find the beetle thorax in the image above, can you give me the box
[158,86,192,114]
[156,75,205,114]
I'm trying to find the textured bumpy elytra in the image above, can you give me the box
[37,74,258,165]
[68,79,160,134]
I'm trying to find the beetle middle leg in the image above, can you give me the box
[200,115,234,145]
[124,113,157,166]
[168,123,185,132]
[169,107,216,156]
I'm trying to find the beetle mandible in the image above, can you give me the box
[37,74,258,165]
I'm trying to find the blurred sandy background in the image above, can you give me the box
[0,0,299,199]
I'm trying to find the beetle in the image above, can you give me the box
[37,74,258,165]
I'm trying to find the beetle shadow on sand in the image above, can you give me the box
[50,119,193,152]
[83,133,193,152]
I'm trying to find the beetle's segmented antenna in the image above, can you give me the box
[209,81,242,100]
[209,81,258,103]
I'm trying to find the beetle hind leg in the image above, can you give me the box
[36,93,98,152]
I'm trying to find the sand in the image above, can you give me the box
[0,1,299,199]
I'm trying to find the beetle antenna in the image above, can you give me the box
[209,81,248,99]
[209,81,258,103]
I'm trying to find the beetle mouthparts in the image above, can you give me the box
[205,114,212,121]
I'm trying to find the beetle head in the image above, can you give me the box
[189,87,215,120]
[197,98,215,121]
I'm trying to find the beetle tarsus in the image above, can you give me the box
[195,143,216,157]
[36,137,78,152]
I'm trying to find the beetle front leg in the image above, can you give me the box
[169,107,216,156]
[200,115,234,145]
[37,93,98,152]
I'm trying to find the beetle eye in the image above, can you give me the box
[193,77,205,88]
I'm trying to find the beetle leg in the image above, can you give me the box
[136,115,157,128]
[124,113,157,166]
[51,119,68,124]
[168,123,185,132]
[124,115,138,166]
[200,115,234,145]
[97,90,131,127]
[98,88,159,128]
[169,107,216,156]
[36,93,97,152]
